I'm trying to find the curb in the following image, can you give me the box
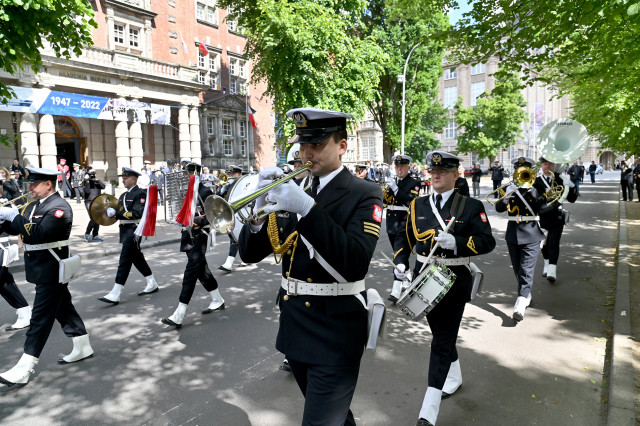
[607,201,636,425]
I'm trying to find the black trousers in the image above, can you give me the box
[179,235,219,304]
[621,180,633,201]
[115,237,152,285]
[74,187,82,202]
[590,172,596,184]
[541,224,564,264]
[228,236,239,257]
[25,282,87,357]
[492,180,503,197]
[507,241,540,298]
[84,201,100,237]
[0,267,28,309]
[288,359,360,426]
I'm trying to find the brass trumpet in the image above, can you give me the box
[0,195,31,208]
[485,166,538,205]
[204,162,313,234]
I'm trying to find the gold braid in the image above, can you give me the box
[409,198,436,252]
[266,212,299,277]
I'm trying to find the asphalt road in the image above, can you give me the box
[0,172,620,425]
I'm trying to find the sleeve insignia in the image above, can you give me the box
[393,248,402,259]
[54,209,64,218]
[23,222,35,236]
[363,222,381,238]
[480,212,487,223]
[372,205,383,223]
[140,198,146,203]
[414,186,420,192]
[467,236,478,254]
[123,211,133,219]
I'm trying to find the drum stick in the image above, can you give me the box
[378,250,396,268]
[418,216,456,275]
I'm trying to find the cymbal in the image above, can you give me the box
[89,194,121,226]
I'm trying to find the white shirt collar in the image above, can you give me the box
[127,184,138,193]
[39,192,56,204]
[433,188,455,207]
[314,165,343,195]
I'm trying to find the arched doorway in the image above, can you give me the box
[54,117,88,167]
[599,151,615,170]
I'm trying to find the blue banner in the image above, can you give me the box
[38,91,110,119]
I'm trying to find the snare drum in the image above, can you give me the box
[396,261,456,320]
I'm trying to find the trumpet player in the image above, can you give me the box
[218,165,243,272]
[385,154,420,303]
[98,167,159,305]
[533,156,577,282]
[495,157,547,322]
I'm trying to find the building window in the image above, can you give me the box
[229,57,247,94]
[113,21,143,53]
[444,68,457,80]
[239,121,246,138]
[240,140,247,157]
[444,119,457,139]
[206,117,215,135]
[360,136,376,160]
[471,63,485,75]
[114,24,125,44]
[223,139,233,156]
[222,119,233,137]
[129,28,139,48]
[471,81,486,106]
[197,1,218,25]
[198,50,220,88]
[444,86,458,109]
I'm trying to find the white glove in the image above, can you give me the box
[503,184,518,204]
[106,207,116,218]
[434,230,456,251]
[386,177,398,193]
[561,174,575,188]
[261,181,315,217]
[394,263,407,280]
[0,207,19,222]
[255,167,284,213]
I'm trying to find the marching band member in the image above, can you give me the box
[533,156,577,282]
[0,167,93,386]
[384,154,420,303]
[238,108,383,425]
[495,157,547,321]
[161,162,224,328]
[393,151,495,426]
[218,165,243,272]
[98,167,159,305]
[1,231,31,332]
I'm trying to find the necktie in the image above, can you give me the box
[310,176,320,197]
[435,194,442,211]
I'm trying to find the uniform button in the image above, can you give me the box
[283,295,289,301]
[306,278,313,283]
[285,271,290,277]
[280,228,284,233]
[287,250,292,255]
[422,252,426,255]
[305,301,311,307]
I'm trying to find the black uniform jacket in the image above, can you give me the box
[394,194,495,301]
[116,185,146,243]
[533,173,577,229]
[495,186,546,244]
[384,175,420,235]
[180,182,214,252]
[239,166,383,366]
[634,164,640,182]
[2,193,72,284]
[83,178,105,201]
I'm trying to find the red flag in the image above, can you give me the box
[134,185,158,239]
[247,103,257,129]
[199,40,209,56]
[174,175,199,227]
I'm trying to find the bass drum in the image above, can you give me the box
[225,174,259,241]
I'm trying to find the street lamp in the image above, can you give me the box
[398,41,422,155]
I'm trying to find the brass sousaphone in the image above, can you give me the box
[89,194,122,226]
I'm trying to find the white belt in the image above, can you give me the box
[417,254,470,266]
[281,277,365,296]
[120,220,140,225]
[387,205,409,212]
[508,216,539,222]
[23,240,69,252]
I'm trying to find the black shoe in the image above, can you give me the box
[442,384,462,400]
[417,419,434,426]
[279,359,292,372]
[138,287,159,296]
[97,297,119,305]
[218,265,232,272]
[201,303,225,314]
[387,295,398,303]
[58,353,93,365]
[512,312,523,322]
[161,318,182,329]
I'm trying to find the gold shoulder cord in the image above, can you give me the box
[20,201,36,216]
[409,199,436,252]
[267,212,299,276]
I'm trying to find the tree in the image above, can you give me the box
[0,1,97,102]
[218,0,387,145]
[454,71,527,161]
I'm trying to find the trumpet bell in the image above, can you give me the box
[89,194,122,226]
[537,119,589,164]
[204,195,235,234]
[512,166,537,188]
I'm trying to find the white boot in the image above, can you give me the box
[59,334,94,364]
[98,284,123,304]
[547,264,557,283]
[218,256,235,272]
[202,289,225,314]
[513,296,528,322]
[6,306,32,331]
[442,360,463,398]
[388,280,403,303]
[161,302,187,328]
[139,275,159,295]
[418,387,442,425]
[542,259,549,277]
[0,354,38,386]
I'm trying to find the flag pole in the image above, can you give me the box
[245,89,251,171]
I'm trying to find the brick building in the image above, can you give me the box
[0,0,275,183]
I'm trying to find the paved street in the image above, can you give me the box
[0,172,633,425]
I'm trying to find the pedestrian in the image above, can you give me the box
[239,108,383,426]
[620,161,634,201]
[384,154,420,303]
[567,161,581,196]
[1,231,32,332]
[471,163,483,197]
[454,165,470,196]
[98,167,159,304]
[490,161,504,198]
[393,151,495,426]
[534,156,578,282]
[578,161,585,183]
[587,161,597,184]
[2,169,24,202]
[0,167,94,386]
[201,167,213,182]
[634,158,640,202]
[56,158,72,198]
[71,163,84,204]
[82,170,106,242]
[10,159,26,193]
[217,165,244,272]
[153,169,165,205]
[495,157,547,322]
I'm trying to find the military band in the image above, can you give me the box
[218,165,244,272]
[1,233,31,332]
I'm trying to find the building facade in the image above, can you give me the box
[0,0,275,183]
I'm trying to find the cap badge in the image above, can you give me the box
[294,151,300,159]
[292,112,308,128]
[433,153,442,164]
[518,157,525,164]
[395,155,402,161]
[122,167,126,174]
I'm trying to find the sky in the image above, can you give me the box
[449,0,473,25]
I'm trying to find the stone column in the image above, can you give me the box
[190,107,201,164]
[39,115,58,170]
[179,106,191,161]
[20,113,41,168]
[129,121,143,171]
[115,116,130,180]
